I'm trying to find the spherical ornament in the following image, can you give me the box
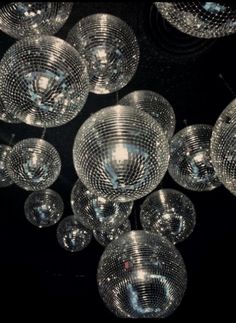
[0,36,89,128]
[0,144,13,187]
[24,189,64,228]
[73,105,169,202]
[93,219,131,247]
[119,90,175,139]
[168,124,221,191]
[97,230,187,318]
[0,96,20,124]
[56,215,92,252]
[140,189,196,244]
[0,2,73,39]
[6,138,61,191]
[67,13,140,94]
[71,179,133,231]
[155,2,236,39]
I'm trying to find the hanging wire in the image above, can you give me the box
[41,127,47,139]
[218,73,236,98]
[9,133,15,146]
[115,91,119,105]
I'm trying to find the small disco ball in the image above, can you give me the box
[71,179,133,232]
[24,189,64,228]
[140,189,196,244]
[73,105,169,202]
[0,36,89,128]
[155,2,236,39]
[97,230,187,318]
[119,90,175,139]
[211,98,236,196]
[67,13,140,94]
[168,124,221,191]
[0,96,20,124]
[0,144,13,187]
[6,138,61,191]
[0,2,73,39]
[56,215,92,252]
[93,219,131,247]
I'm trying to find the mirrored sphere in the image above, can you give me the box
[24,189,64,228]
[73,105,169,202]
[71,179,133,231]
[57,215,92,252]
[168,124,221,191]
[0,2,73,39]
[93,219,131,247]
[155,2,236,39]
[0,96,20,123]
[0,36,89,128]
[97,230,187,318]
[6,138,61,191]
[140,189,196,244]
[67,13,140,94]
[0,144,13,187]
[119,90,175,139]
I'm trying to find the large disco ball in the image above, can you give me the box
[67,13,140,94]
[0,2,73,39]
[0,96,20,123]
[24,189,64,228]
[6,138,61,191]
[71,179,133,231]
[73,105,169,202]
[211,98,236,195]
[97,230,187,318]
[0,36,89,128]
[168,124,221,191]
[155,2,236,39]
[0,144,13,187]
[140,189,196,244]
[56,215,92,252]
[119,90,175,139]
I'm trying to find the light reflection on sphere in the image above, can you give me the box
[0,96,20,123]
[0,144,13,187]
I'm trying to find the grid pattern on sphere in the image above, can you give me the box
[0,144,13,187]
[0,95,20,123]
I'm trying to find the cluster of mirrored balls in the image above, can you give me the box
[0,1,236,319]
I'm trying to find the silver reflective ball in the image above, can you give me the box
[0,96,20,124]
[0,144,13,187]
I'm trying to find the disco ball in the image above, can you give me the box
[56,215,92,252]
[155,2,236,39]
[0,2,73,39]
[24,189,64,228]
[73,105,169,202]
[97,230,187,318]
[0,96,20,123]
[0,144,13,187]
[71,179,133,231]
[6,138,61,191]
[211,98,236,196]
[67,13,140,94]
[0,36,89,128]
[93,219,131,247]
[140,189,196,244]
[168,124,221,191]
[119,90,175,139]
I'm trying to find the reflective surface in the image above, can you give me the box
[97,230,187,318]
[140,189,196,244]
[0,144,13,187]
[67,13,140,94]
[73,105,169,202]
[0,36,89,128]
[0,96,20,123]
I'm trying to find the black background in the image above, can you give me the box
[0,2,236,320]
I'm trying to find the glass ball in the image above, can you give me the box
[140,189,196,244]
[155,2,236,39]
[0,2,73,39]
[24,189,64,228]
[73,105,169,202]
[0,36,89,128]
[97,230,187,318]
[0,144,13,187]
[56,215,92,252]
[93,219,131,247]
[6,138,61,191]
[168,124,221,191]
[0,96,20,124]
[67,13,140,94]
[119,90,175,139]
[71,179,133,231]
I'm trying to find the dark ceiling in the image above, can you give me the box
[0,1,236,321]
